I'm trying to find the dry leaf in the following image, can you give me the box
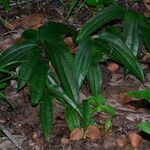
[70,128,84,141]
[64,36,77,54]
[128,132,142,148]
[144,0,150,17]
[61,138,69,144]
[7,14,45,29]
[84,125,100,140]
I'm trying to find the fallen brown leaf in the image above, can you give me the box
[144,0,150,17]
[7,14,45,29]
[64,36,77,54]
[84,125,100,140]
[70,128,84,141]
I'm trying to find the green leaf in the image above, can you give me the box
[124,11,145,55]
[81,100,92,128]
[140,25,150,52]
[0,0,9,12]
[104,118,111,134]
[75,39,93,87]
[0,40,37,66]
[46,41,79,103]
[87,62,102,96]
[0,83,7,89]
[126,89,150,102]
[97,105,116,116]
[48,84,82,115]
[29,60,48,105]
[87,95,105,106]
[67,0,78,18]
[38,22,71,41]
[77,5,124,40]
[22,29,38,40]
[94,31,144,82]
[18,47,41,90]
[137,121,150,134]
[40,90,53,141]
[65,107,80,130]
[47,79,82,117]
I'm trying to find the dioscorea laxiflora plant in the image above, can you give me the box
[0,4,149,140]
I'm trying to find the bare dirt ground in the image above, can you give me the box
[0,0,150,149]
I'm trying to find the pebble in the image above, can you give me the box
[61,138,69,144]
[116,135,128,148]
[70,128,84,141]
[128,132,142,148]
[84,125,100,140]
[107,62,120,73]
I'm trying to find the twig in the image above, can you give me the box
[0,123,24,150]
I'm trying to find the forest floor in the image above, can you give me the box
[0,0,150,150]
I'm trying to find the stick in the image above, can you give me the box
[0,123,24,150]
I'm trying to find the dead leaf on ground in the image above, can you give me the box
[84,125,100,140]
[64,36,77,54]
[7,13,45,29]
[70,128,84,141]
[144,0,150,17]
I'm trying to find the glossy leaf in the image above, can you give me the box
[38,22,71,41]
[124,11,145,55]
[140,26,150,52]
[87,62,102,96]
[94,31,144,82]
[65,107,80,130]
[137,121,150,134]
[0,40,37,66]
[29,60,48,105]
[40,90,53,141]
[77,5,124,40]
[46,41,79,103]
[47,78,82,117]
[127,89,150,101]
[81,100,92,128]
[18,47,41,90]
[22,29,38,40]
[97,105,117,116]
[75,39,93,87]
[87,95,105,106]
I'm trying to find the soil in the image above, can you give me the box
[0,0,150,150]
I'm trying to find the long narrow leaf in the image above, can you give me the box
[75,39,93,87]
[18,47,41,90]
[47,77,82,117]
[40,90,53,141]
[29,60,48,105]
[127,89,150,101]
[124,11,145,55]
[0,40,37,66]
[46,41,79,103]
[64,107,80,130]
[140,26,150,52]
[87,62,102,96]
[77,5,125,40]
[94,31,144,82]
